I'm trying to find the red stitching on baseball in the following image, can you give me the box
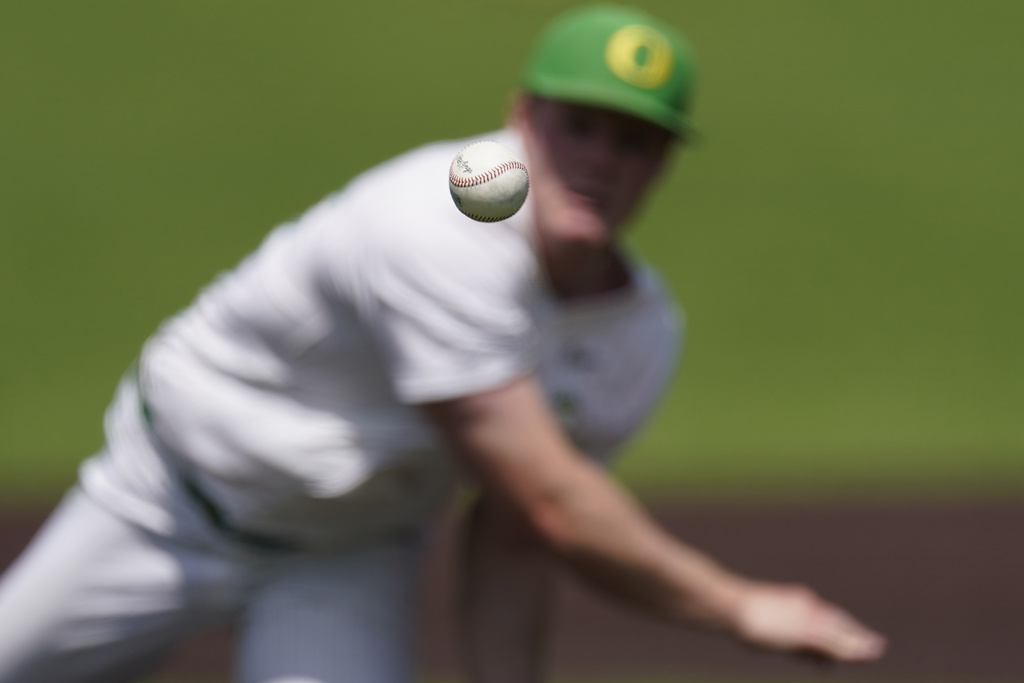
[464,212,506,222]
[449,159,529,188]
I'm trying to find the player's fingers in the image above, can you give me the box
[735,582,886,662]
[808,606,887,661]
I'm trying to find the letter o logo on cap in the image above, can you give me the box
[605,25,674,89]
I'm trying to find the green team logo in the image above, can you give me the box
[605,25,674,89]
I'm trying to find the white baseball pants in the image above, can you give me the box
[0,488,424,683]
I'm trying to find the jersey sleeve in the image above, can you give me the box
[361,218,542,405]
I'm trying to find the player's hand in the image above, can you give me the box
[730,581,887,662]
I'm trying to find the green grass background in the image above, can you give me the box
[1,1,1022,504]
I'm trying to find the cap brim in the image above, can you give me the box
[526,75,694,139]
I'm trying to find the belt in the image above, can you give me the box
[133,365,298,552]
[177,469,298,552]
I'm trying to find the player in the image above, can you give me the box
[0,5,886,683]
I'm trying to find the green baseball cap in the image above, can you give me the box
[522,4,697,137]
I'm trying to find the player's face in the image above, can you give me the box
[516,96,675,245]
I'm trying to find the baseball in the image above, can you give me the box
[448,141,529,222]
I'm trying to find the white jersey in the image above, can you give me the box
[81,129,681,551]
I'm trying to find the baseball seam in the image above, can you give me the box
[449,160,529,188]
[461,211,507,222]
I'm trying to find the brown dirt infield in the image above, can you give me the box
[3,500,1023,681]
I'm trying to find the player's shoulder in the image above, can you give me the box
[631,263,682,331]
[353,130,531,252]
[349,128,521,206]
[291,129,520,228]
[300,129,536,295]
[570,259,676,316]
[591,261,682,362]
[557,258,681,347]
[632,263,676,310]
